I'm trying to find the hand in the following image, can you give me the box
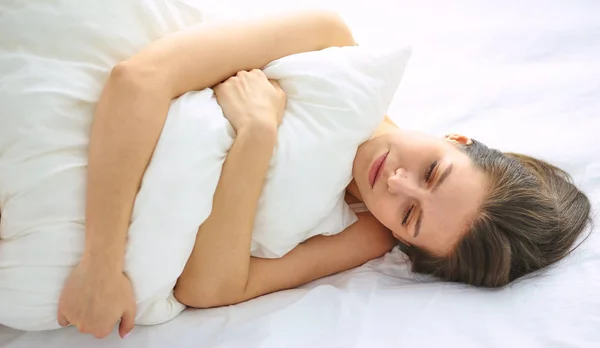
[214,69,286,133]
[57,259,136,339]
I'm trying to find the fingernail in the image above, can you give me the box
[123,333,131,339]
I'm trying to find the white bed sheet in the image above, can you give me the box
[1,0,599,347]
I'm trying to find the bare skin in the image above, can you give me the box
[351,126,487,256]
[57,10,487,339]
[57,11,395,339]
[174,75,399,308]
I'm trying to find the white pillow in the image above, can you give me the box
[129,45,411,323]
[0,0,411,330]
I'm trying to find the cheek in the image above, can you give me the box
[353,146,370,184]
[367,196,397,231]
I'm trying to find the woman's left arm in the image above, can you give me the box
[176,211,397,308]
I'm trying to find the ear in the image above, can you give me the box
[444,133,472,146]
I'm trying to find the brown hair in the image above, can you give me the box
[405,139,593,287]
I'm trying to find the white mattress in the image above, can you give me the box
[1,0,599,347]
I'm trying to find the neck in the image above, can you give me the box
[345,180,363,203]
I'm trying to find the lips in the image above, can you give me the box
[368,151,389,188]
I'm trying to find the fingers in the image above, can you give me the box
[118,308,136,339]
[233,69,268,83]
[91,327,113,339]
[216,70,277,95]
[57,313,69,327]
[217,69,271,87]
[57,311,130,339]
[269,79,281,90]
[69,322,112,339]
[238,69,265,78]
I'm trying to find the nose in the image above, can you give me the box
[387,168,421,197]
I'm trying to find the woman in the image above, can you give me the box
[56,11,592,339]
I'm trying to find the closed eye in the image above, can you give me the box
[402,205,414,226]
[424,160,438,183]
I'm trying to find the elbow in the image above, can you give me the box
[173,286,218,309]
[318,11,356,48]
[108,60,167,95]
[109,61,142,87]
[174,281,245,309]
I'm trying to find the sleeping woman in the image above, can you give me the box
[55,11,592,339]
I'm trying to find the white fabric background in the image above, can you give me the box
[1,0,599,347]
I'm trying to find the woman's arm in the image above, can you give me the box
[176,114,400,308]
[84,9,355,280]
[176,212,397,308]
[123,11,355,98]
[58,11,356,339]
[175,69,285,306]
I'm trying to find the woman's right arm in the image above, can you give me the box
[57,11,356,339]
[84,11,355,279]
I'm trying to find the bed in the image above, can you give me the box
[1,0,599,347]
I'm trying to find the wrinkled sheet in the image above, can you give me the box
[1,0,599,347]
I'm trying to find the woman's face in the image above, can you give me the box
[353,130,488,255]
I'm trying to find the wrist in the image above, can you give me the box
[80,255,124,274]
[81,244,125,273]
[238,118,278,141]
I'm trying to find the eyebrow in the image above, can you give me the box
[413,164,454,238]
[414,213,423,238]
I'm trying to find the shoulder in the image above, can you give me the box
[371,115,399,138]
